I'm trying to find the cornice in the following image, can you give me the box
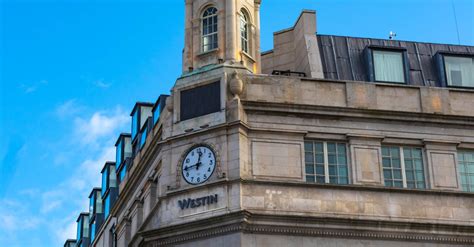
[138,211,474,246]
[241,100,474,126]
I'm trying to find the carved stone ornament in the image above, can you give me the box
[229,72,244,98]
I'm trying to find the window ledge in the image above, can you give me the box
[197,48,219,57]
[241,51,256,63]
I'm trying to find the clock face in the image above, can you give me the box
[181,145,216,185]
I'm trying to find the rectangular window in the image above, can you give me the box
[180,81,221,121]
[444,56,474,88]
[77,217,82,240]
[458,151,474,192]
[153,105,160,125]
[304,141,349,184]
[95,190,102,214]
[119,162,127,183]
[89,195,95,214]
[382,146,425,189]
[131,111,138,141]
[109,165,117,188]
[140,126,148,150]
[104,194,110,219]
[90,220,96,243]
[373,50,405,83]
[116,139,122,166]
[82,215,89,238]
[124,137,132,159]
[101,169,108,196]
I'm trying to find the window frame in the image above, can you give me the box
[201,6,219,53]
[457,150,474,192]
[365,46,410,84]
[381,146,427,189]
[239,9,250,54]
[304,140,350,185]
[436,51,474,89]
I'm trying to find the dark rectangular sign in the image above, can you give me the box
[180,81,221,121]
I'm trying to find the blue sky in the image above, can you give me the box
[0,0,473,246]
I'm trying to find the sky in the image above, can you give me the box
[0,0,473,246]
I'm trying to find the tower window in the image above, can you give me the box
[202,7,218,52]
[240,10,249,54]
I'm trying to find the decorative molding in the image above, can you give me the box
[139,211,474,246]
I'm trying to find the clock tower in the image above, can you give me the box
[182,0,262,74]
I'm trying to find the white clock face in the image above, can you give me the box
[181,145,216,185]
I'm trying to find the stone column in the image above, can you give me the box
[254,1,262,73]
[225,0,237,63]
[183,0,193,72]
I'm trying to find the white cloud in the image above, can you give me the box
[74,108,129,145]
[19,80,48,94]
[0,199,42,232]
[93,79,112,88]
[55,99,82,118]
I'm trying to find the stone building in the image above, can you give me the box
[66,1,474,247]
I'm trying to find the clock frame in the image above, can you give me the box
[179,143,218,185]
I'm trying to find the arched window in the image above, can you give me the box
[240,10,249,53]
[202,7,218,52]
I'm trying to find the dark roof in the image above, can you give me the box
[317,34,474,87]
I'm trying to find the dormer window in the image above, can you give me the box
[89,188,102,215]
[76,213,90,246]
[101,162,118,220]
[366,46,409,84]
[115,134,132,184]
[373,50,405,83]
[130,103,153,142]
[152,95,169,126]
[202,7,218,52]
[444,56,474,88]
[101,162,117,197]
[240,10,249,54]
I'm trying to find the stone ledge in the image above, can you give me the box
[139,211,474,246]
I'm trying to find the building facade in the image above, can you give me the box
[66,1,474,247]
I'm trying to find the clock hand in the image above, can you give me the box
[184,163,198,171]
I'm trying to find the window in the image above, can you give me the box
[83,215,89,238]
[95,190,102,214]
[180,81,221,121]
[458,150,474,192]
[382,146,425,189]
[104,194,110,219]
[202,7,218,52]
[77,217,82,240]
[119,162,127,182]
[140,126,148,150]
[101,169,108,196]
[240,10,249,53]
[373,50,405,83]
[304,141,349,184]
[89,195,95,214]
[90,219,96,243]
[116,139,123,167]
[131,111,138,140]
[153,105,160,125]
[444,56,474,87]
[109,165,117,188]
